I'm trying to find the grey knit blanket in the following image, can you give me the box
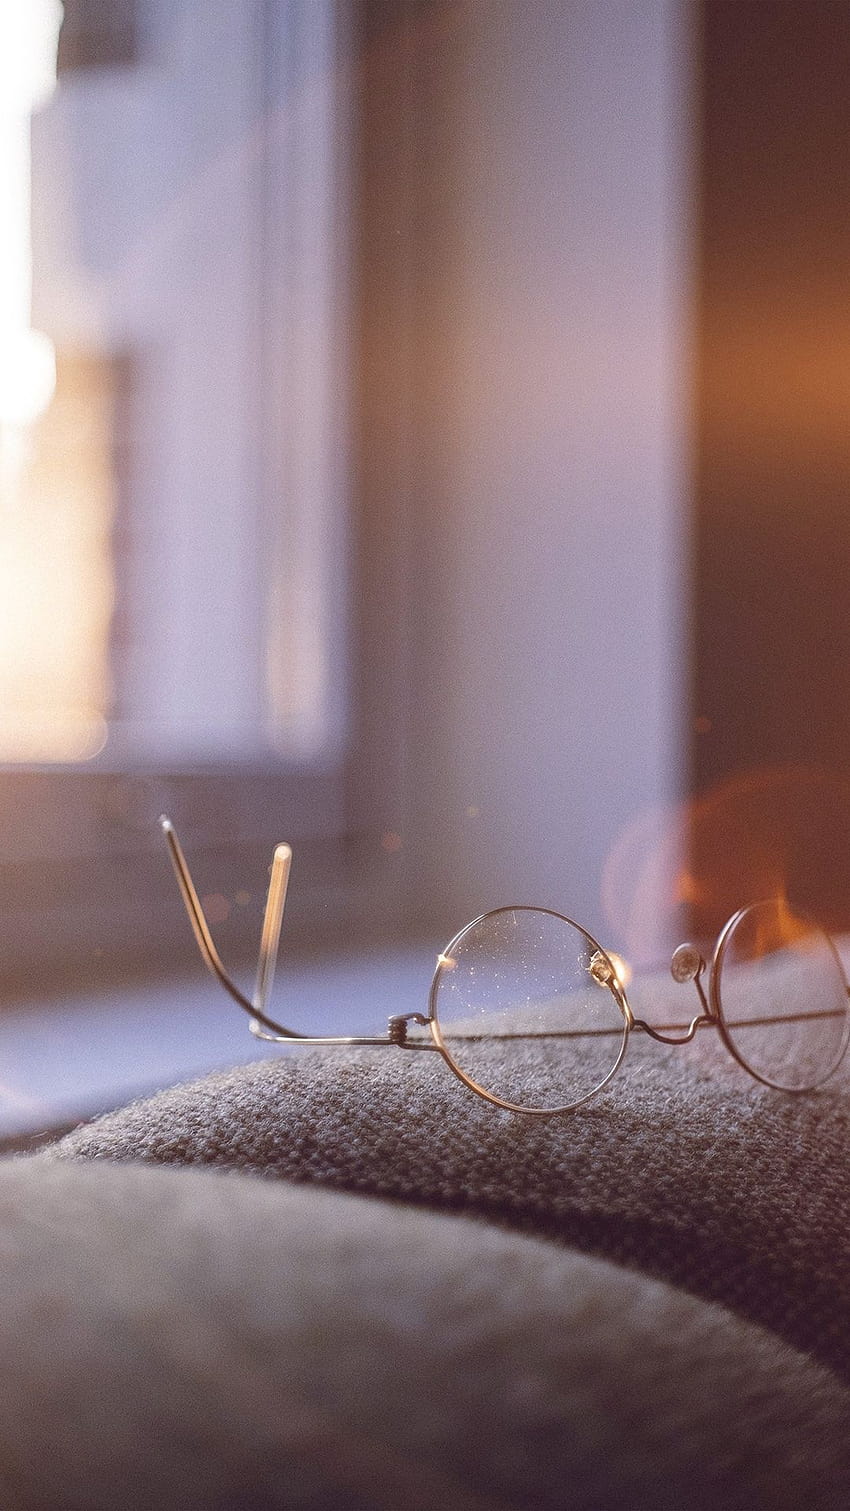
[50,1022,850,1384]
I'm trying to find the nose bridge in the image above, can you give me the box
[630,944,717,1047]
[632,1013,715,1047]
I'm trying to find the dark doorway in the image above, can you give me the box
[692,0,850,931]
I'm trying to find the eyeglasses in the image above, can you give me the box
[161,817,850,1116]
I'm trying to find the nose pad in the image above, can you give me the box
[589,949,616,987]
[670,943,705,984]
[588,949,632,1030]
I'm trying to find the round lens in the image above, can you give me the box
[715,899,850,1090]
[429,907,628,1112]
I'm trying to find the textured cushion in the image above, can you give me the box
[50,1024,850,1384]
[1,1156,849,1510]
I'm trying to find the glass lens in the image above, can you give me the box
[430,907,628,1112]
[716,899,850,1090]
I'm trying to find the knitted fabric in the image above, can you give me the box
[50,1027,850,1383]
[3,1158,850,1510]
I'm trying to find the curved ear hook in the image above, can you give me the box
[160,816,296,1039]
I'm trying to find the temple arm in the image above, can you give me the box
[160,816,296,1038]
[160,816,435,1050]
[253,841,292,1020]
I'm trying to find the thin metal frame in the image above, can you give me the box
[427,906,631,1115]
[710,900,850,1092]
[161,818,850,1115]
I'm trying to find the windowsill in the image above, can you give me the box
[0,940,437,1147]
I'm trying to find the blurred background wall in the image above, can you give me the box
[353,0,693,957]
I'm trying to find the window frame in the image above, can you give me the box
[0,0,418,1001]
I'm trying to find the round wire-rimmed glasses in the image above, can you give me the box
[161,819,850,1117]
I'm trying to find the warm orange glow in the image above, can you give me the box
[0,357,114,760]
[606,952,632,990]
[750,892,811,960]
[674,870,706,907]
[602,763,850,959]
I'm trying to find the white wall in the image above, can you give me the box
[406,0,693,955]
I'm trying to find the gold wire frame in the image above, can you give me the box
[161,818,850,1115]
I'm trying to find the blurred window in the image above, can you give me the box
[0,0,382,995]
